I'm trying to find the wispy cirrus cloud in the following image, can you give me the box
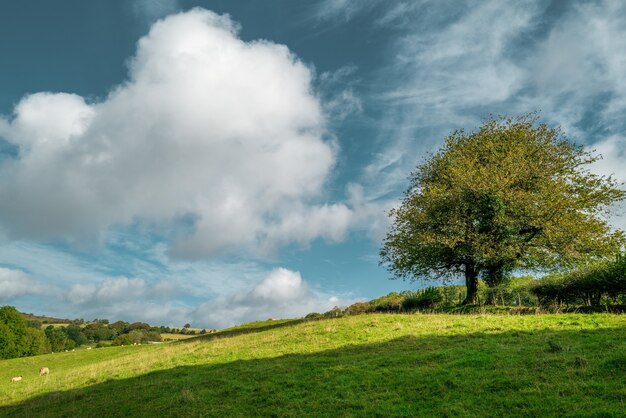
[317,0,626,229]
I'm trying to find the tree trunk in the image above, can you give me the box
[462,264,479,305]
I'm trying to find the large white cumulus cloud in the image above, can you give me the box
[0,9,351,257]
[192,267,352,328]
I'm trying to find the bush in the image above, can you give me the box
[440,285,466,306]
[531,256,626,307]
[344,302,370,315]
[323,307,344,318]
[369,292,405,313]
[402,287,443,311]
[480,277,538,306]
[112,334,133,346]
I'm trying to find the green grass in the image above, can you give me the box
[1,314,625,417]
[161,333,200,341]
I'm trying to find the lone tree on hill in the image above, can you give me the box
[380,114,625,304]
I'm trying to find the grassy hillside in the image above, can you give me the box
[19,312,73,325]
[1,314,624,417]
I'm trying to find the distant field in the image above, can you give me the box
[1,314,624,417]
[20,313,72,325]
[160,333,199,341]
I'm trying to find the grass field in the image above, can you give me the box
[1,314,624,417]
[161,333,200,341]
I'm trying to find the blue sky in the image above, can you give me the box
[1,0,625,328]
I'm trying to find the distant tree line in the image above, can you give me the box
[0,308,164,360]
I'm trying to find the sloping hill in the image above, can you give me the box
[1,314,624,417]
[19,312,73,325]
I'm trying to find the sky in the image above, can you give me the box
[1,0,625,328]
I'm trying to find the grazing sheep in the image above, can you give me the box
[11,376,22,383]
[39,367,50,376]
[86,346,92,350]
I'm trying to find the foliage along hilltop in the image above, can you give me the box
[1,313,625,417]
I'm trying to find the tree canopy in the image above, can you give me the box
[380,115,625,303]
[0,306,49,359]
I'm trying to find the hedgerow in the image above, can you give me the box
[530,255,626,307]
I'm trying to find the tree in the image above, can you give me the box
[112,333,133,346]
[24,326,51,355]
[66,325,87,346]
[110,320,129,336]
[0,306,49,359]
[45,326,72,352]
[381,115,625,304]
[128,329,147,344]
[0,306,29,359]
[184,323,191,329]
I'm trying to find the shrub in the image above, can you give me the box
[440,285,466,306]
[323,306,344,318]
[481,277,538,306]
[531,256,626,307]
[369,292,404,312]
[402,287,443,311]
[112,334,133,346]
[323,307,344,318]
[344,302,370,315]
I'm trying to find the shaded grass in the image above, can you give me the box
[1,314,624,417]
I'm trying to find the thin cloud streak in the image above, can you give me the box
[319,0,626,230]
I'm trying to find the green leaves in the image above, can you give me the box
[531,256,626,306]
[381,114,625,290]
